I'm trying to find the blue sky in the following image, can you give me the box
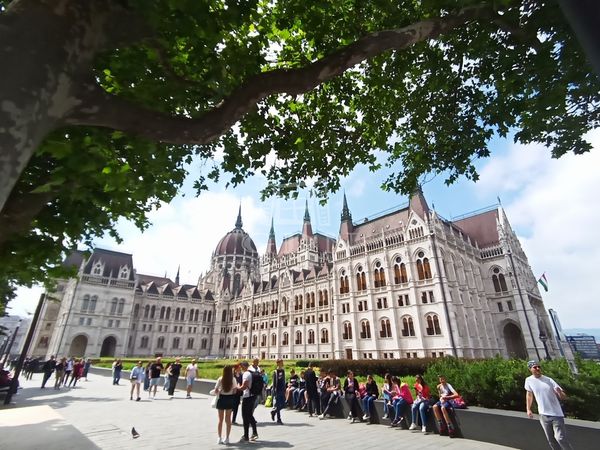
[12,130,600,329]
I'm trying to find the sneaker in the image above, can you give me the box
[422,426,427,433]
[217,437,223,445]
[448,428,456,438]
[318,414,325,420]
[186,395,192,399]
[136,397,141,401]
[382,414,388,419]
[270,410,276,421]
[250,434,258,441]
[439,427,448,436]
[409,423,418,431]
[347,414,353,421]
[223,438,229,445]
[390,421,398,428]
[277,420,283,425]
[362,414,368,420]
[239,436,249,443]
[130,396,133,400]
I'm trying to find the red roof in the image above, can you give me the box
[452,209,500,247]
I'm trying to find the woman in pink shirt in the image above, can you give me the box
[390,376,413,428]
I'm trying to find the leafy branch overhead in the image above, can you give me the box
[0,0,598,308]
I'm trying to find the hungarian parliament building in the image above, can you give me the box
[30,191,558,362]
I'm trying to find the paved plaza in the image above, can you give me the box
[1,373,514,449]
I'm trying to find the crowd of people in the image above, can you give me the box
[38,355,91,389]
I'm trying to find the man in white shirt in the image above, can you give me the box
[185,359,198,399]
[239,361,258,443]
[525,360,573,450]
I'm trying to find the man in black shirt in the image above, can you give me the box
[304,362,321,417]
[167,357,182,397]
[148,357,163,399]
[40,355,56,389]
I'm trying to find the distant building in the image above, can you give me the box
[566,335,600,360]
[30,191,558,361]
[0,316,32,360]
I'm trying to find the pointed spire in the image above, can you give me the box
[302,200,313,237]
[341,191,352,222]
[235,204,243,229]
[266,217,277,256]
[175,265,180,285]
[409,185,430,219]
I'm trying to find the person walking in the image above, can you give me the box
[270,358,286,424]
[83,358,92,381]
[214,365,237,445]
[148,357,163,399]
[68,358,84,387]
[525,360,573,450]
[40,355,56,389]
[113,359,123,385]
[185,359,198,399]
[304,362,321,417]
[62,357,74,386]
[167,357,182,398]
[238,361,258,442]
[54,357,66,389]
[129,360,145,401]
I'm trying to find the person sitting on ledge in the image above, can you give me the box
[409,374,431,433]
[390,376,413,428]
[319,370,341,419]
[362,374,379,421]
[432,375,460,438]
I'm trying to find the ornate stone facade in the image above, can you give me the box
[31,192,558,362]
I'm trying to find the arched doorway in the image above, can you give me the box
[100,336,117,357]
[503,323,528,359]
[69,335,88,357]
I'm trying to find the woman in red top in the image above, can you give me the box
[68,359,84,388]
[409,374,431,433]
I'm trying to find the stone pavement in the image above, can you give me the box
[1,374,515,449]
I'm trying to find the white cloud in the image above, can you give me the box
[475,130,600,328]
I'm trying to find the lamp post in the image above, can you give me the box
[1,320,22,366]
[539,331,551,361]
[4,294,45,405]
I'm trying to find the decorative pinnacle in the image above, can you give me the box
[235,204,243,229]
[304,200,311,222]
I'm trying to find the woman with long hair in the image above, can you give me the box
[214,365,237,445]
[381,373,393,419]
[231,364,243,424]
[409,374,431,433]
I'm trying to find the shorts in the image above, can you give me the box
[150,378,160,386]
[435,400,453,409]
[217,394,236,410]
[186,376,195,386]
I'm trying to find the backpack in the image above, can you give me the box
[249,369,264,396]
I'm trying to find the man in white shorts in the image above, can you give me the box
[185,359,198,399]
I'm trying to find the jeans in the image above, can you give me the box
[362,395,376,417]
[293,388,306,407]
[383,396,392,416]
[393,397,409,421]
[41,371,53,388]
[321,391,340,416]
[539,415,573,450]
[113,370,121,385]
[273,391,285,421]
[242,396,257,439]
[411,400,429,426]
[167,375,178,396]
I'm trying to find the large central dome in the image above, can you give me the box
[213,207,258,258]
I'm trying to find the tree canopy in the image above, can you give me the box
[0,0,598,313]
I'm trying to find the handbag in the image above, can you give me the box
[450,396,467,409]
[211,394,219,408]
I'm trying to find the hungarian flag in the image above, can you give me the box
[538,273,548,292]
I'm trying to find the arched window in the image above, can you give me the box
[281,297,288,313]
[261,334,267,346]
[242,336,248,348]
[89,295,97,313]
[175,308,181,321]
[343,322,352,340]
[157,336,165,348]
[416,251,432,280]
[271,333,277,346]
[295,331,303,345]
[81,295,90,312]
[194,309,199,321]
[150,305,156,319]
[234,337,239,348]
[181,308,186,321]
[140,336,149,348]
[492,267,509,293]
[110,297,118,314]
[380,319,392,338]
[166,307,171,320]
[144,305,150,319]
[207,311,212,322]
[172,337,180,349]
[252,335,258,347]
[426,314,442,335]
[133,303,139,318]
[308,329,315,344]
[360,320,371,339]
[402,316,415,336]
[394,257,408,284]
[221,310,227,322]
[339,270,349,294]
[321,329,329,343]
[319,291,324,306]
[117,298,125,315]
[282,332,289,346]
[160,306,165,320]
[324,290,329,306]
[356,266,367,291]
[373,261,386,287]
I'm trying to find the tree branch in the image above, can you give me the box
[66,4,495,145]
